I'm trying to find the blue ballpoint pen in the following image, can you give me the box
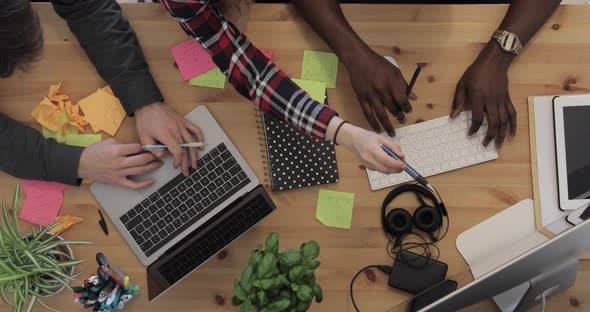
[380,144,435,192]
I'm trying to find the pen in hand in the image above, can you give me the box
[380,144,434,192]
[143,142,208,150]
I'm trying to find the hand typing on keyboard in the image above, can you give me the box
[451,51,517,148]
[366,111,499,190]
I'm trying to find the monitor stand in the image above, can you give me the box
[455,199,563,311]
[513,257,578,311]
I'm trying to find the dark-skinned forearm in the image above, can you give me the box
[485,0,561,67]
[290,0,371,67]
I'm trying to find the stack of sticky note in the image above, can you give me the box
[171,39,217,81]
[278,50,339,103]
[78,86,126,137]
[301,50,339,89]
[19,180,69,227]
[316,189,355,229]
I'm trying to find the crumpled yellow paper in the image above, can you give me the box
[64,101,88,133]
[49,215,84,234]
[31,82,88,133]
[31,97,63,131]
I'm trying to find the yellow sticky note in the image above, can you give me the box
[292,79,326,102]
[31,98,63,131]
[79,89,126,136]
[301,50,339,88]
[49,215,84,234]
[65,133,101,147]
[189,68,226,89]
[316,189,354,229]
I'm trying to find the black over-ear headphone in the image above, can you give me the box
[381,184,448,243]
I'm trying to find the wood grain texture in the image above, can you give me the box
[1,3,589,311]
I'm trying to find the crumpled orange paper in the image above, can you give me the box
[31,82,88,133]
[49,215,84,234]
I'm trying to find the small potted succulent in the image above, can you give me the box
[232,232,323,312]
[0,184,92,312]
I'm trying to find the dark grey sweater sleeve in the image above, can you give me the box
[0,113,83,185]
[51,0,164,114]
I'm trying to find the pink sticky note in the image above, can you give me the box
[19,180,68,226]
[261,49,274,60]
[171,39,217,81]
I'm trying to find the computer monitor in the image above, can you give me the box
[421,218,590,312]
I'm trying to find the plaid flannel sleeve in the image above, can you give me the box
[160,0,337,139]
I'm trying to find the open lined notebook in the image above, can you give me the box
[257,90,339,191]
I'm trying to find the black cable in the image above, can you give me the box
[350,265,392,312]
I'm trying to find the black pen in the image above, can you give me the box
[98,209,109,235]
[406,65,422,96]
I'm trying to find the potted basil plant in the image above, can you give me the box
[232,232,323,312]
[0,184,93,312]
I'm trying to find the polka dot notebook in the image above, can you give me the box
[258,98,339,191]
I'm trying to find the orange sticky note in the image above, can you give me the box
[49,215,84,234]
[79,89,126,136]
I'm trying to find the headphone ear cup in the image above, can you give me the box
[385,208,413,237]
[413,205,442,234]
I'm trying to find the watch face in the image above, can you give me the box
[500,33,518,51]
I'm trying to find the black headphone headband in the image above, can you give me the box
[381,184,447,239]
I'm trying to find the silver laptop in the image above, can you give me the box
[91,105,276,300]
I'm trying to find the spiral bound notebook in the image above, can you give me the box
[257,92,339,191]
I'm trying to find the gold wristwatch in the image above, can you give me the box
[492,30,523,56]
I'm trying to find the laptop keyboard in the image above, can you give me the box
[157,193,274,284]
[119,143,251,257]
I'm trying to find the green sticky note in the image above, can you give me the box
[65,133,101,147]
[189,68,226,89]
[292,79,326,102]
[42,110,77,143]
[301,50,339,88]
[316,189,354,229]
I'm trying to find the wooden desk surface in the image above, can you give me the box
[1,3,589,311]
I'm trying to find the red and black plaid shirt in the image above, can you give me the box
[160,0,337,139]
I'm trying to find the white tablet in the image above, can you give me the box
[553,95,590,210]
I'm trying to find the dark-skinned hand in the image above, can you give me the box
[451,43,517,149]
[347,48,417,136]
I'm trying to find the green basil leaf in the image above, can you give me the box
[302,259,320,270]
[257,252,278,279]
[260,278,275,290]
[265,232,279,255]
[287,266,303,283]
[267,297,291,311]
[296,285,313,302]
[279,249,304,269]
[231,295,244,306]
[240,265,254,291]
[312,283,323,303]
[234,281,248,301]
[249,249,263,268]
[300,241,320,260]
[295,298,312,311]
[240,301,254,312]
[257,290,268,306]
[279,290,291,299]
